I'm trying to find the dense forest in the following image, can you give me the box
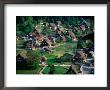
[16,16,94,36]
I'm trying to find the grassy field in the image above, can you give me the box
[16,70,37,74]
[16,40,25,45]
[42,66,69,74]
[52,42,77,57]
[16,40,25,49]
[16,66,43,74]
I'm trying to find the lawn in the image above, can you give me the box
[42,66,69,74]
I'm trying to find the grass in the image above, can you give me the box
[42,66,69,74]
[16,40,25,49]
[55,66,69,74]
[53,42,77,56]
[16,66,43,74]
[16,40,25,45]
[16,70,37,74]
[42,67,50,74]
[44,41,77,62]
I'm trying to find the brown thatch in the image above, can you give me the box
[68,31,77,41]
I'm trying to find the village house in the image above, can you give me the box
[48,23,57,30]
[67,30,78,42]
[80,24,86,31]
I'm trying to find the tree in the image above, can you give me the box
[42,26,53,36]
[16,16,35,36]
